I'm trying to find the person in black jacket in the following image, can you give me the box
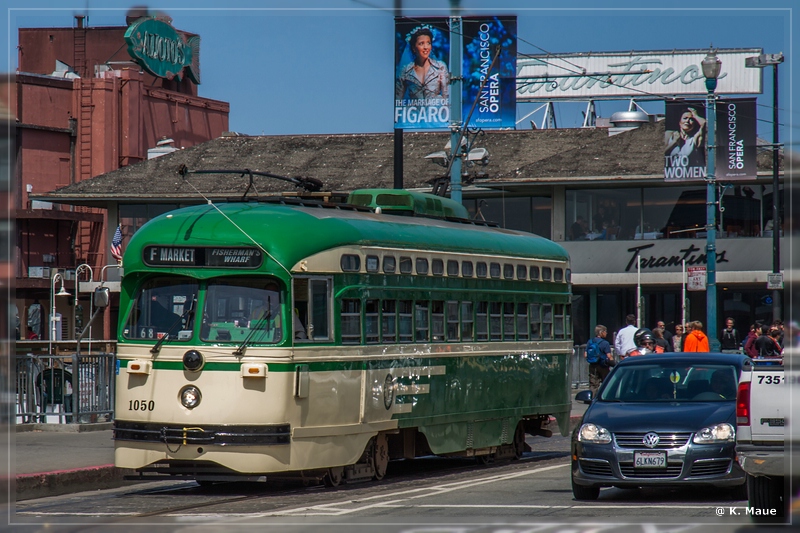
[719,317,741,352]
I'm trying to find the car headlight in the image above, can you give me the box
[693,423,735,443]
[577,423,612,444]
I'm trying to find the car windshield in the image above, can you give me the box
[599,363,738,402]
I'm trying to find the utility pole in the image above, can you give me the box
[449,14,463,204]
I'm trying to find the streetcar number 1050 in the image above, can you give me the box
[129,400,155,411]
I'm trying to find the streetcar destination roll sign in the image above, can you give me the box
[143,246,263,268]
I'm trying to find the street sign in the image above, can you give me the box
[767,272,784,290]
[687,266,706,291]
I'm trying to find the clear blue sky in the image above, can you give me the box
[2,1,796,147]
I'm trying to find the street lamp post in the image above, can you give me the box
[745,52,784,322]
[50,271,71,355]
[701,49,721,351]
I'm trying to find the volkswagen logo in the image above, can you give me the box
[642,432,660,448]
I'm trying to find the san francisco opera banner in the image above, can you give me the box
[715,98,757,181]
[394,16,517,130]
[394,18,451,129]
[461,17,517,129]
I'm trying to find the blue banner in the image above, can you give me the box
[462,17,517,130]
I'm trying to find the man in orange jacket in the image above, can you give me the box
[683,320,711,352]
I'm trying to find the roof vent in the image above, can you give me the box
[608,110,650,136]
[148,138,178,159]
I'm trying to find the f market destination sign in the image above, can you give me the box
[125,17,201,84]
[516,49,762,100]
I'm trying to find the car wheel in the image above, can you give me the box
[747,474,784,522]
[572,476,600,501]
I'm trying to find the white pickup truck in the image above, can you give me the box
[735,353,794,522]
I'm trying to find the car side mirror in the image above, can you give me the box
[93,287,110,308]
[575,390,593,404]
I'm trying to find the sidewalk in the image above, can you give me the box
[12,396,588,501]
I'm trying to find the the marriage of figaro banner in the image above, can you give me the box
[664,98,757,182]
[394,16,517,130]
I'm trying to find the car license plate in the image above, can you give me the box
[634,451,666,468]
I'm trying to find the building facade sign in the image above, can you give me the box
[124,17,201,84]
[563,238,776,275]
[517,49,762,100]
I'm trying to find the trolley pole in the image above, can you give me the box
[449,15,463,204]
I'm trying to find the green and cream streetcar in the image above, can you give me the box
[113,187,573,485]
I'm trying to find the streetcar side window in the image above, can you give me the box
[308,278,332,341]
[489,302,502,341]
[516,303,529,340]
[542,267,552,281]
[382,300,397,343]
[476,262,487,278]
[462,261,474,278]
[432,259,444,276]
[460,301,474,341]
[366,255,380,273]
[341,254,361,272]
[399,256,412,274]
[530,266,540,280]
[530,303,542,340]
[542,304,553,339]
[476,302,489,341]
[503,264,514,280]
[431,300,444,342]
[554,303,566,340]
[383,255,396,273]
[503,302,515,340]
[341,299,361,344]
[365,299,380,344]
[490,262,501,279]
[415,301,430,342]
[446,260,459,277]
[398,300,413,343]
[416,258,429,275]
[446,301,460,341]
[554,268,563,282]
[516,265,527,280]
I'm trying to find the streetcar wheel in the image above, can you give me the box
[324,466,344,488]
[372,433,389,480]
[513,423,526,460]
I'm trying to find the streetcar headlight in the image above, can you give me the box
[693,423,735,444]
[183,350,204,372]
[180,385,202,409]
[577,423,612,444]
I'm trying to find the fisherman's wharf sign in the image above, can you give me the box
[124,17,201,84]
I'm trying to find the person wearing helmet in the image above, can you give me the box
[626,330,664,357]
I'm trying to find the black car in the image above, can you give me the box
[571,353,749,500]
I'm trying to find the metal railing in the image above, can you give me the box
[570,344,590,389]
[15,352,115,424]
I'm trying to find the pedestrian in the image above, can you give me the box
[683,320,710,352]
[584,324,614,397]
[719,317,741,352]
[27,299,43,339]
[627,330,664,357]
[656,320,673,349]
[771,320,784,349]
[652,327,671,352]
[743,322,762,358]
[754,326,782,358]
[614,314,638,358]
[672,324,684,352]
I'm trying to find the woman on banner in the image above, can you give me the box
[395,25,450,101]
[664,106,706,169]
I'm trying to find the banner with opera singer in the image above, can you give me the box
[462,16,517,130]
[664,100,708,181]
[715,98,757,180]
[394,18,451,130]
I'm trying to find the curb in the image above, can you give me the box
[16,465,136,501]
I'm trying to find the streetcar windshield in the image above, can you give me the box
[200,277,284,344]
[123,276,198,341]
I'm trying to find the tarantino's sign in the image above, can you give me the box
[143,246,263,268]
